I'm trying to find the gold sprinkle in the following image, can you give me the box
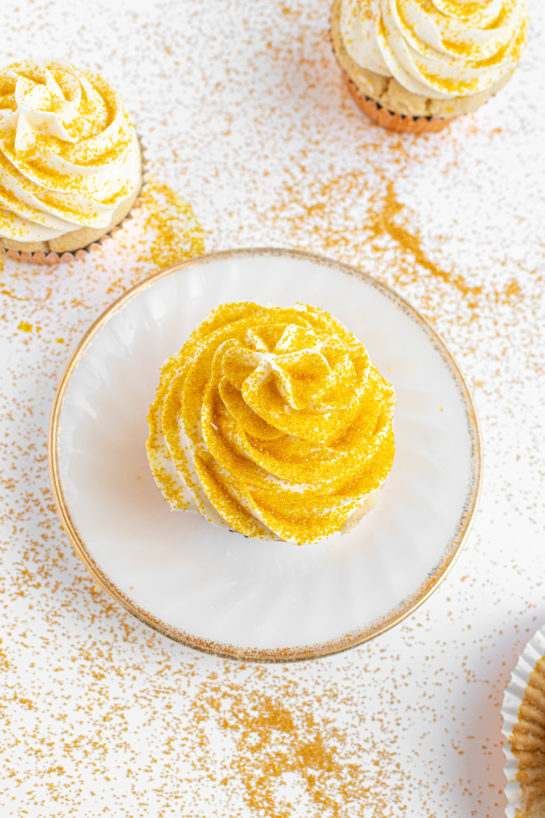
[138,178,205,270]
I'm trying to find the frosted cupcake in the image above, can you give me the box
[503,627,545,817]
[0,60,142,261]
[330,0,529,133]
[146,302,396,545]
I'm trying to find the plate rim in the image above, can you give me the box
[48,247,482,662]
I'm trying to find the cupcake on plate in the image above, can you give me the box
[146,302,396,545]
[0,60,142,262]
[330,0,529,133]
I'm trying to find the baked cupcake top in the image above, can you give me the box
[147,302,395,545]
[0,60,141,244]
[340,0,529,100]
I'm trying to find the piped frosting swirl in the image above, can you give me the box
[340,0,528,100]
[0,60,141,242]
[147,302,396,545]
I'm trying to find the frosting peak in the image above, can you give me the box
[147,302,396,545]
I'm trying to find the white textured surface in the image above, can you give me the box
[1,1,545,816]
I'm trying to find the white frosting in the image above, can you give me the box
[0,60,141,242]
[340,0,528,100]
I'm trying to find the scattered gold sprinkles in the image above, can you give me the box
[138,178,205,270]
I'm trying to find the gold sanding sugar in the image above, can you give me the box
[138,177,205,270]
[190,682,402,817]
[147,302,395,544]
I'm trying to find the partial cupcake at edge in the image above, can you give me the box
[503,628,545,818]
[146,301,396,545]
[330,0,529,133]
[0,60,142,262]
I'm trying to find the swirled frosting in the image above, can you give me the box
[0,60,141,242]
[340,0,528,99]
[147,302,395,545]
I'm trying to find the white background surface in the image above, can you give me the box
[1,1,544,816]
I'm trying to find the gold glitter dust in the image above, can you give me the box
[97,176,205,296]
[494,278,522,306]
[191,682,408,818]
[256,165,536,337]
[137,177,205,271]
[366,179,483,306]
[261,167,483,313]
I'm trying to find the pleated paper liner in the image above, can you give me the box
[1,137,148,266]
[328,3,455,136]
[502,624,545,817]
[344,76,454,135]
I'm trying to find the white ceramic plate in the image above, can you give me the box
[49,249,481,661]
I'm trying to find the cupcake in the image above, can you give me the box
[502,626,545,817]
[146,302,396,545]
[0,60,142,262]
[330,0,529,133]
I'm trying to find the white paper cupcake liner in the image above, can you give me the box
[502,624,545,817]
[1,136,148,266]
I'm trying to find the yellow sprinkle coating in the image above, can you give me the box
[146,302,395,545]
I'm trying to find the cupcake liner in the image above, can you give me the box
[344,75,453,135]
[502,624,545,817]
[1,136,148,266]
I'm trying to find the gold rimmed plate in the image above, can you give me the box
[49,248,481,661]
